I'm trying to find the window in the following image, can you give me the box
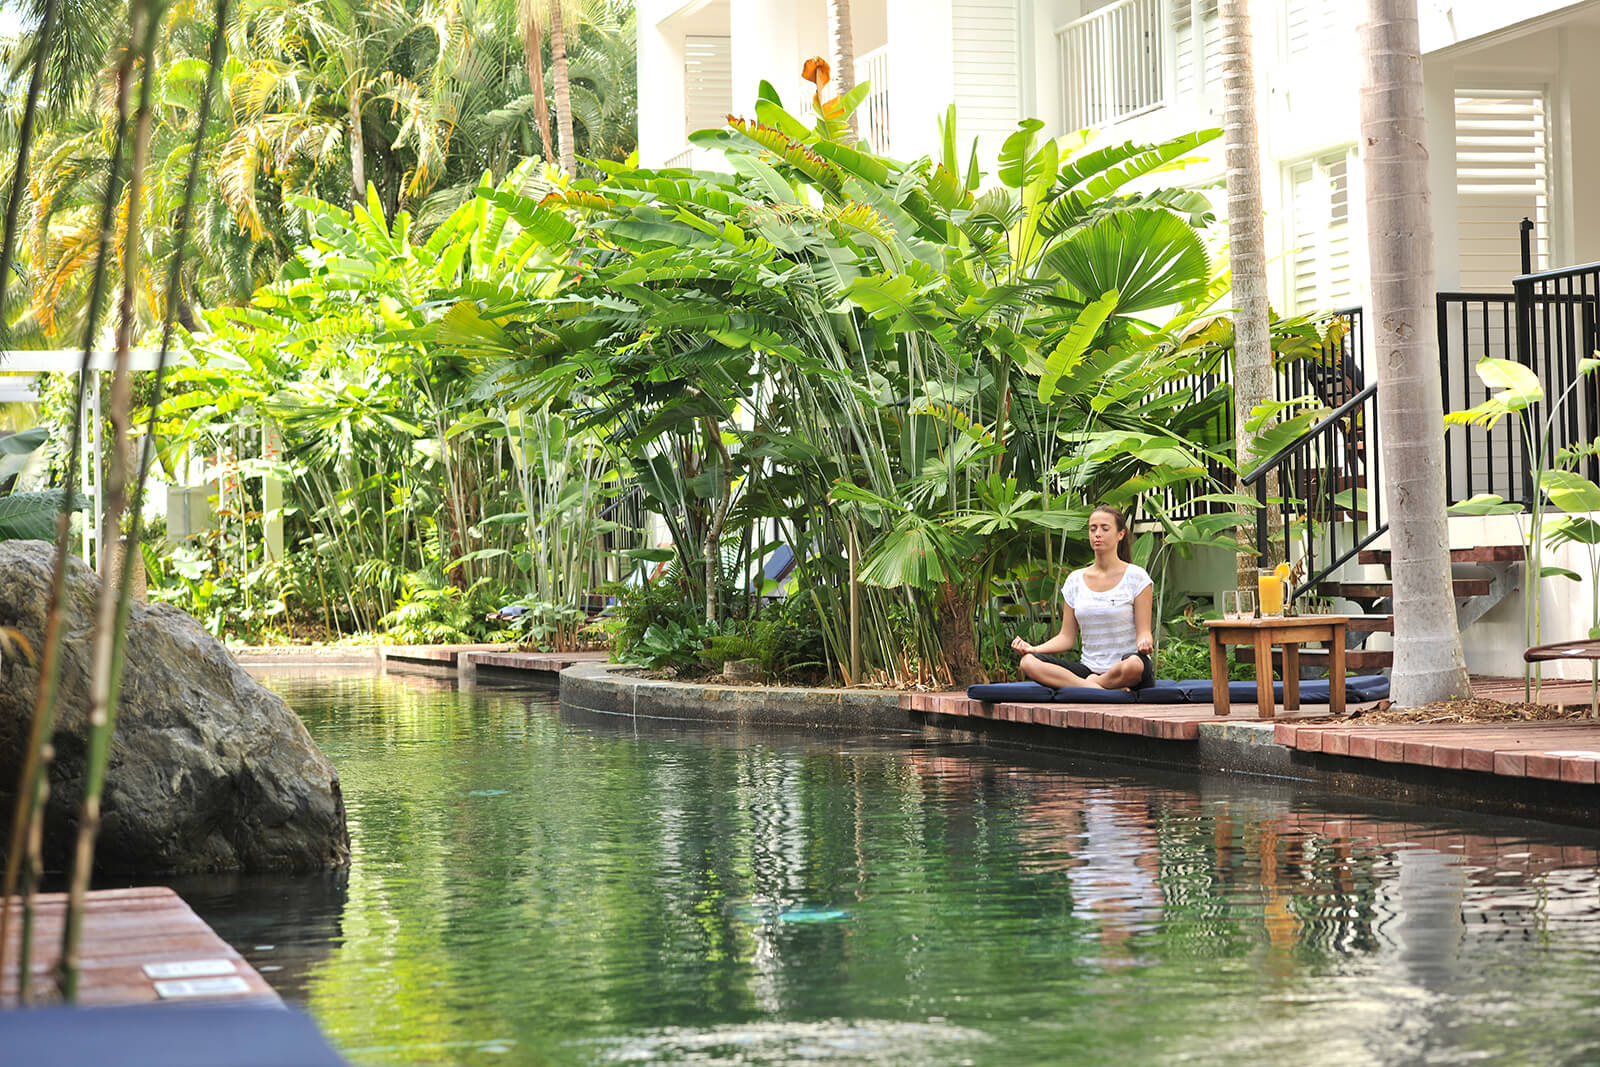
[683,35,732,139]
[1285,150,1355,314]
[1454,88,1550,290]
[1283,0,1347,60]
[1172,0,1220,97]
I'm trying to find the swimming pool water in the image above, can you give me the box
[168,671,1600,1066]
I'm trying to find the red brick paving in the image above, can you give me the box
[910,682,1600,788]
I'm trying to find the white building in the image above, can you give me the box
[637,0,1600,677]
[639,0,1600,315]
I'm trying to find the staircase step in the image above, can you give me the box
[1234,647,1393,670]
[1345,615,1393,633]
[1315,578,1492,600]
[1357,545,1525,566]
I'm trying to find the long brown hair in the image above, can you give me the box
[1092,504,1132,563]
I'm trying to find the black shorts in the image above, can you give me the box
[1034,652,1155,690]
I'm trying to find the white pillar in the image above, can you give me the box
[262,422,284,563]
[886,0,955,165]
[730,0,828,121]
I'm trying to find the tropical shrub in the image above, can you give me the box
[154,82,1272,679]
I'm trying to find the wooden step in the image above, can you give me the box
[1315,578,1492,600]
[1234,647,1393,670]
[1345,614,1393,633]
[1357,544,1525,566]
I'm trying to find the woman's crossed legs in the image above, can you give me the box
[1019,652,1152,691]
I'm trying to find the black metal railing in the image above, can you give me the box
[1437,291,1523,503]
[1241,380,1384,602]
[1438,262,1600,505]
[1161,307,1364,522]
[1516,261,1600,490]
[1218,253,1599,602]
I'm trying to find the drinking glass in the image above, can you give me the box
[1223,589,1255,620]
[1257,568,1285,617]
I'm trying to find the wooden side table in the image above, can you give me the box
[1204,615,1350,718]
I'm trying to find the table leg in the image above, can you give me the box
[1283,644,1300,711]
[1254,630,1275,718]
[1330,624,1347,717]
[1209,631,1230,716]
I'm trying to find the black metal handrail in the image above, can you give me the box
[1161,307,1364,523]
[1240,381,1384,602]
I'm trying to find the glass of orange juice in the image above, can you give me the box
[1257,567,1286,617]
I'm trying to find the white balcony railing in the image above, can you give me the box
[854,45,891,155]
[664,146,695,169]
[1057,0,1165,131]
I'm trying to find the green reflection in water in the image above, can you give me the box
[201,672,1600,1067]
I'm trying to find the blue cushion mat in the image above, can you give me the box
[1049,687,1136,703]
[1346,674,1391,701]
[965,681,1056,703]
[968,675,1390,706]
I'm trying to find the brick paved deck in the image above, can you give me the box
[908,680,1600,788]
[1,887,279,1007]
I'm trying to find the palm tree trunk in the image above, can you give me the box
[828,0,857,133]
[1359,0,1471,706]
[549,0,575,176]
[1219,0,1279,586]
[347,90,366,204]
[523,11,556,162]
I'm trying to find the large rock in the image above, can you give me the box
[0,540,349,873]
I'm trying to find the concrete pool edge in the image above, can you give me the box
[558,661,914,733]
[557,662,1600,829]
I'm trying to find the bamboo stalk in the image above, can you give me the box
[1,3,142,1006]
[58,0,161,999]
[0,0,67,1001]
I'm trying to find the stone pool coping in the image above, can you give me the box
[558,661,913,733]
[557,662,1600,829]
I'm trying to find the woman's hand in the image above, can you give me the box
[1136,634,1154,654]
[1010,635,1034,656]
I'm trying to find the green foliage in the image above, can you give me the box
[381,575,508,646]
[0,423,87,541]
[140,84,1258,681]
[751,595,830,683]
[605,573,704,664]
[706,632,760,664]
[631,619,717,672]
[7,0,642,346]
[1154,638,1255,682]
[1445,353,1600,693]
[144,540,289,644]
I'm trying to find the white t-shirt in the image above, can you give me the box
[1062,564,1153,673]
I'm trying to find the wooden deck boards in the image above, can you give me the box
[380,642,516,668]
[463,649,609,674]
[911,678,1600,787]
[1,887,278,1008]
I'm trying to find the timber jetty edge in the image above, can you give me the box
[557,662,1599,830]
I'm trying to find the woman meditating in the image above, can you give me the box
[1011,504,1155,691]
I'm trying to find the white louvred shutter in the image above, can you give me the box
[1284,0,1347,59]
[953,0,1021,140]
[1286,150,1355,314]
[1171,0,1219,95]
[1455,88,1550,291]
[684,36,732,139]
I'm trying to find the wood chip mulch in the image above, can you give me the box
[1313,696,1599,725]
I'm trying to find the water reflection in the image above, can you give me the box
[198,671,1600,1067]
[162,868,349,1001]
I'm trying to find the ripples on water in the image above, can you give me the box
[171,671,1600,1066]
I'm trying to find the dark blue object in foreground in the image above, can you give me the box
[0,1004,346,1066]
